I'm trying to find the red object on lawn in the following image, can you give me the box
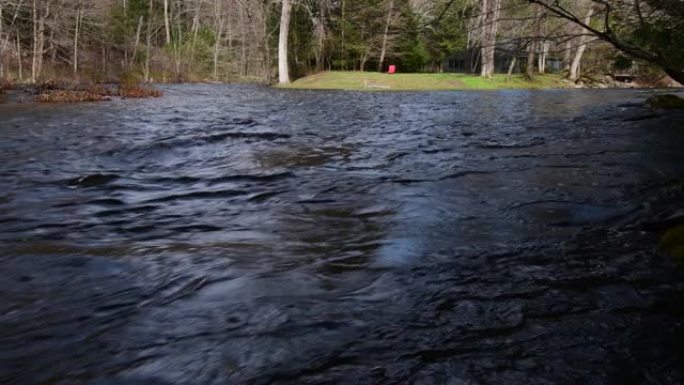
[388,65,396,74]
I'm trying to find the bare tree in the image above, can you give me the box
[278,0,292,83]
[568,5,593,82]
[377,0,393,72]
[528,0,684,84]
[72,0,82,76]
[479,0,501,78]
[163,0,171,44]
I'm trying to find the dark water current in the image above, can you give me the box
[1,85,684,385]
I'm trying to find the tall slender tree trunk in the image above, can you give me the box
[29,0,50,82]
[537,14,547,74]
[377,0,393,72]
[525,5,542,79]
[213,21,223,81]
[102,46,107,79]
[563,40,572,72]
[213,1,223,81]
[313,18,325,71]
[73,2,82,77]
[569,7,594,81]
[526,43,535,79]
[480,0,500,77]
[341,0,346,70]
[48,13,56,64]
[172,4,182,78]
[35,1,48,80]
[489,0,501,75]
[261,2,271,82]
[144,0,153,82]
[0,3,4,78]
[479,0,488,76]
[1,0,25,79]
[278,0,292,84]
[190,0,204,63]
[131,15,144,64]
[507,56,516,80]
[16,34,22,81]
[239,6,246,77]
[360,51,367,71]
[31,0,37,83]
[163,0,171,45]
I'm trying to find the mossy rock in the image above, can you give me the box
[659,224,684,263]
[646,94,684,109]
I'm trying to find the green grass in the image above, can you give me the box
[277,71,566,91]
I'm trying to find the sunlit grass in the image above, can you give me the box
[277,71,566,91]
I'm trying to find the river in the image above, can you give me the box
[1,85,684,384]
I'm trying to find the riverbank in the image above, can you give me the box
[0,80,162,104]
[277,71,568,91]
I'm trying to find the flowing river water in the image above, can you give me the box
[1,85,684,385]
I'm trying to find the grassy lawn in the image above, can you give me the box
[277,71,566,91]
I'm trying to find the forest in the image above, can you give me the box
[0,0,682,85]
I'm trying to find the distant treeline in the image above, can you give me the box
[0,0,681,84]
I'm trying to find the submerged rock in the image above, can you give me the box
[659,224,684,263]
[67,173,120,188]
[646,94,684,109]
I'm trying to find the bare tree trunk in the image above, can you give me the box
[190,0,204,63]
[73,2,82,77]
[563,39,572,72]
[537,42,544,73]
[172,3,181,78]
[537,14,546,74]
[340,0,345,70]
[213,0,223,81]
[569,7,594,82]
[213,21,223,81]
[31,0,37,83]
[313,18,325,71]
[479,0,488,76]
[102,46,107,79]
[239,6,246,77]
[144,0,153,82]
[525,5,543,79]
[29,0,51,82]
[278,0,292,83]
[36,1,48,79]
[488,0,501,76]
[48,6,56,65]
[526,43,535,79]
[305,1,327,73]
[0,2,3,78]
[260,1,271,82]
[163,0,171,45]
[507,56,516,80]
[1,0,25,79]
[377,0,393,72]
[480,0,500,77]
[131,15,144,65]
[16,33,22,81]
